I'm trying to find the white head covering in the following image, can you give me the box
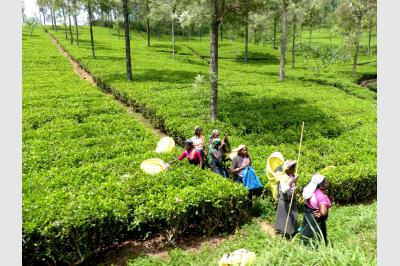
[302,174,326,200]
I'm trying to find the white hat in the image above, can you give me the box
[302,174,325,200]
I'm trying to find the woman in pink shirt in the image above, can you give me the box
[177,139,202,168]
[301,174,331,246]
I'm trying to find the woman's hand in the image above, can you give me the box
[312,210,321,218]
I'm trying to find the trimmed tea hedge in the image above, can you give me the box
[22,30,248,264]
[51,26,376,204]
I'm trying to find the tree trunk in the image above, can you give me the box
[353,16,362,76]
[66,0,73,43]
[220,24,223,42]
[299,22,302,45]
[309,25,312,44]
[146,1,151,47]
[39,12,43,25]
[244,13,249,63]
[53,9,57,31]
[50,8,55,30]
[122,0,132,80]
[172,17,175,59]
[368,16,372,54]
[74,16,79,46]
[273,16,277,49]
[61,7,68,40]
[88,4,95,58]
[292,13,296,69]
[280,0,288,81]
[200,28,202,42]
[210,0,219,121]
[42,10,46,25]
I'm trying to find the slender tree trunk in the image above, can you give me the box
[273,16,277,49]
[210,0,219,121]
[244,13,249,63]
[292,13,296,69]
[368,16,372,54]
[61,7,68,40]
[280,0,288,81]
[50,8,55,30]
[172,17,175,59]
[39,12,43,25]
[42,11,46,25]
[88,4,95,58]
[309,25,312,44]
[67,1,73,44]
[299,22,302,44]
[53,9,57,31]
[353,16,362,76]
[146,1,150,47]
[122,0,132,80]
[74,16,79,46]
[220,24,223,42]
[200,28,202,42]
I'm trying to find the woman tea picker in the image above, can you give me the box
[301,174,331,246]
[177,139,202,168]
[191,126,206,169]
[275,160,298,238]
[208,138,227,177]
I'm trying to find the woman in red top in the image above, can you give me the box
[177,139,202,168]
[301,174,331,246]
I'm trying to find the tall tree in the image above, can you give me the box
[55,0,68,39]
[303,0,329,44]
[146,0,151,46]
[72,0,80,46]
[85,0,95,58]
[336,0,376,75]
[122,0,132,80]
[279,0,289,81]
[66,0,74,44]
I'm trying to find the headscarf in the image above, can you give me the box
[194,126,202,134]
[184,139,194,147]
[209,129,219,144]
[282,160,296,173]
[302,174,326,200]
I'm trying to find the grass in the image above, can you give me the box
[117,200,377,266]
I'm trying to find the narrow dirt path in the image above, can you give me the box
[49,34,166,139]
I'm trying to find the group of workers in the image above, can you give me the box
[175,126,332,247]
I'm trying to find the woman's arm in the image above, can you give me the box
[313,203,329,218]
[177,150,186,161]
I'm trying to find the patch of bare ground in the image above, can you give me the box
[258,220,276,238]
[83,233,228,266]
[49,34,166,139]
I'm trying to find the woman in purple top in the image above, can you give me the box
[301,174,331,246]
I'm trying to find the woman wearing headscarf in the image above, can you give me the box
[275,160,298,238]
[208,138,226,177]
[209,129,219,146]
[301,174,331,246]
[191,126,206,169]
[229,145,251,183]
[177,139,202,168]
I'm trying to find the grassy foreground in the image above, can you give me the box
[104,200,376,266]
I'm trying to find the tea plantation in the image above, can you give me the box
[51,26,377,204]
[22,30,249,264]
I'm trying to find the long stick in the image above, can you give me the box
[283,121,305,237]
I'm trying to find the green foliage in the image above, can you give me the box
[299,44,351,75]
[22,30,248,264]
[50,26,376,206]
[126,202,376,266]
[24,17,40,36]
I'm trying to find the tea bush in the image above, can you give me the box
[22,31,248,264]
[51,26,376,204]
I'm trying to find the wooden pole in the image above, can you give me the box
[283,121,304,237]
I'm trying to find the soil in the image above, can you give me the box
[49,35,166,138]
